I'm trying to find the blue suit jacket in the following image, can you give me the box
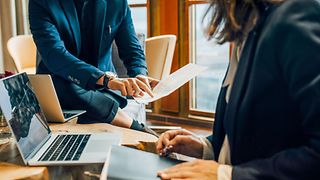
[29,0,147,91]
[209,0,320,179]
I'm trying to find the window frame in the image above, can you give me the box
[136,0,231,123]
[129,0,151,37]
[179,0,230,120]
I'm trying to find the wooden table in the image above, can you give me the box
[0,120,158,179]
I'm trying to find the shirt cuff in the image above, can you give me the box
[218,165,233,180]
[200,137,214,160]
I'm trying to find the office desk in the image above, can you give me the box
[0,120,158,179]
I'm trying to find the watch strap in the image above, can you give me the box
[103,72,117,89]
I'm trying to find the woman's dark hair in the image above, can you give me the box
[204,0,283,44]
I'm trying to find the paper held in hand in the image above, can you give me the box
[134,63,208,103]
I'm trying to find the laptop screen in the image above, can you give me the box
[0,73,51,159]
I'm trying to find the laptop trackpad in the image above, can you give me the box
[85,140,109,152]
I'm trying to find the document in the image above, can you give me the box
[134,63,207,103]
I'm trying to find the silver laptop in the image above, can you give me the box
[0,73,120,166]
[28,74,85,123]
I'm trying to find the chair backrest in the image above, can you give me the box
[7,35,36,74]
[112,33,146,78]
[145,35,176,80]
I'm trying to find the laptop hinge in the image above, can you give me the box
[25,132,53,162]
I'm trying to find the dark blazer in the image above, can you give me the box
[209,0,320,179]
[29,0,147,91]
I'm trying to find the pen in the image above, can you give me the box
[160,145,173,157]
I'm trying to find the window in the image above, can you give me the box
[140,0,230,121]
[128,0,149,38]
[188,2,229,114]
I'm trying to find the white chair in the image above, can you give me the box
[7,35,36,74]
[145,35,176,80]
[113,35,176,123]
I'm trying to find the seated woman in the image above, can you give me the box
[157,0,320,179]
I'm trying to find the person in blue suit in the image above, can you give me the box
[156,0,320,179]
[29,0,158,133]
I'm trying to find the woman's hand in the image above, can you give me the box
[156,130,204,158]
[108,77,154,97]
[157,159,219,180]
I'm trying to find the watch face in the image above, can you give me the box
[104,72,117,89]
[105,72,117,78]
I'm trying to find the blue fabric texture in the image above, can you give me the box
[29,0,148,91]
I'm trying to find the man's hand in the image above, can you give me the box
[108,77,154,97]
[156,130,203,158]
[157,160,219,180]
[136,75,159,89]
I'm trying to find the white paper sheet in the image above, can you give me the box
[134,63,207,103]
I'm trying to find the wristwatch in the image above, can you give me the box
[103,71,117,89]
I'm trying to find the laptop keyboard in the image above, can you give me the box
[39,134,91,161]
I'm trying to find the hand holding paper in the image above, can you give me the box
[134,63,207,103]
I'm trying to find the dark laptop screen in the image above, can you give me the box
[0,73,50,159]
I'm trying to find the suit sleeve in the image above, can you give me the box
[114,2,148,77]
[233,1,320,179]
[29,0,104,90]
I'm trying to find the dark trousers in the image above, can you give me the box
[51,75,127,124]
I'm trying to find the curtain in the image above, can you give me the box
[0,0,30,72]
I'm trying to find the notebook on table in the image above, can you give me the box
[101,146,184,180]
[0,73,120,166]
[28,74,86,123]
